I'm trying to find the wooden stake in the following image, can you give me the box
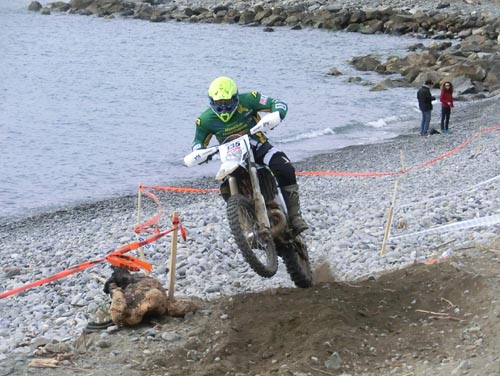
[381,151,405,256]
[136,184,148,275]
[381,178,399,256]
[168,210,180,301]
[476,126,483,155]
[400,149,406,174]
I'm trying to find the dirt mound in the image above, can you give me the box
[22,246,500,376]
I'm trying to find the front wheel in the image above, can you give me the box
[279,236,313,288]
[227,194,278,278]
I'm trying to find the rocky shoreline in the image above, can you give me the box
[28,0,500,97]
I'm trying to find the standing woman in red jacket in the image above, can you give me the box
[440,81,454,134]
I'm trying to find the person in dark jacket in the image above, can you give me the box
[417,79,436,136]
[440,81,454,134]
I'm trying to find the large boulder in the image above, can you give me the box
[261,14,286,27]
[449,75,475,95]
[254,8,272,22]
[413,71,442,86]
[239,10,255,25]
[350,55,382,71]
[384,13,417,34]
[404,51,438,66]
[150,10,166,22]
[359,20,384,34]
[28,1,42,11]
[461,34,497,53]
[383,52,437,76]
[364,8,381,20]
[69,0,93,10]
[135,3,154,20]
[370,78,408,91]
[50,2,71,11]
[349,10,366,24]
[437,63,487,81]
[479,60,500,86]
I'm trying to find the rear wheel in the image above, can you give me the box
[280,236,313,288]
[227,194,278,278]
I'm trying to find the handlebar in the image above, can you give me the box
[184,111,282,167]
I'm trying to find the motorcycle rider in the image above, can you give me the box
[190,76,308,235]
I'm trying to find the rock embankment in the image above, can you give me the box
[28,0,500,96]
[348,37,500,97]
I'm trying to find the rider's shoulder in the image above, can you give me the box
[240,91,265,104]
[197,108,218,126]
[243,91,260,99]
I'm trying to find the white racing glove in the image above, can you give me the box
[250,111,282,134]
[183,146,218,167]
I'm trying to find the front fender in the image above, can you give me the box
[215,161,241,181]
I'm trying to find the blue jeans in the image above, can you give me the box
[420,110,431,135]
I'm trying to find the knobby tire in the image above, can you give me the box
[227,194,278,278]
[280,236,313,288]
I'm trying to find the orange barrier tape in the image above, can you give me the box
[115,227,174,255]
[0,227,174,300]
[141,185,219,193]
[424,258,440,265]
[296,170,401,177]
[134,185,190,237]
[409,125,500,171]
[172,212,187,241]
[0,259,106,300]
[134,187,163,235]
[106,253,152,272]
[297,125,500,177]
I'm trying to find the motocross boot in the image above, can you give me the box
[281,184,309,235]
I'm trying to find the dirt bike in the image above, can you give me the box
[184,112,312,288]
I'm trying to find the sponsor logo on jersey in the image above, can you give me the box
[251,91,258,98]
[196,118,201,126]
[275,102,287,111]
[259,94,268,105]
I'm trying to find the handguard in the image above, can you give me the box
[183,146,218,167]
[250,111,282,135]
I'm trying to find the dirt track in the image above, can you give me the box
[17,242,499,376]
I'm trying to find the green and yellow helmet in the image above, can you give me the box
[208,77,239,122]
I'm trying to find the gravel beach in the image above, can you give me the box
[2,0,500,372]
[1,88,499,364]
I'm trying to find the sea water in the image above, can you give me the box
[0,1,427,222]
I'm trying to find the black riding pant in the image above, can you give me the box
[253,142,297,187]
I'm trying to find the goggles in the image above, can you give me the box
[210,95,238,114]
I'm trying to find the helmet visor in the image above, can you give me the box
[210,95,238,115]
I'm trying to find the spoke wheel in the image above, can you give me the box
[227,194,278,278]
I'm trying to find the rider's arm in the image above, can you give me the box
[247,91,288,120]
[270,98,288,120]
[192,116,213,150]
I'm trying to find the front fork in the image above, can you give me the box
[228,166,270,229]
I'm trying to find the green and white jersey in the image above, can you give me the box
[192,91,288,150]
